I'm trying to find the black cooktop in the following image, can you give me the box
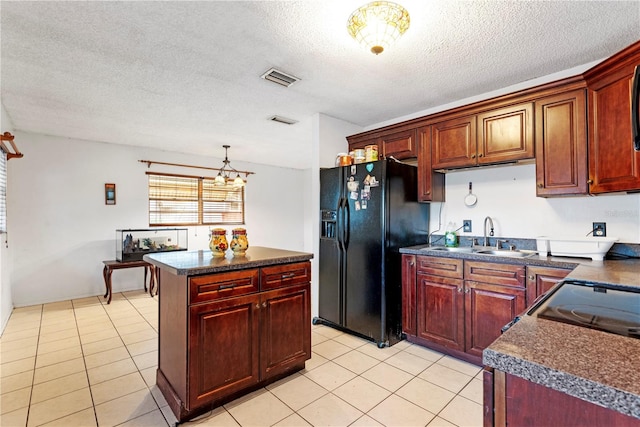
[528,280,640,339]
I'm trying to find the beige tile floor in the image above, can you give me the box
[0,290,483,427]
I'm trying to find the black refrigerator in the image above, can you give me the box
[315,159,429,347]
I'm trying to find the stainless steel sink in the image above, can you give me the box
[475,249,537,258]
[423,247,474,253]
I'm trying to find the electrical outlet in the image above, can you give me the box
[463,220,472,233]
[593,222,606,237]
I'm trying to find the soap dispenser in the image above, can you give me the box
[445,222,459,247]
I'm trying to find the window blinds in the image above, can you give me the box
[148,173,244,226]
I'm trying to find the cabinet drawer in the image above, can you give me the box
[464,261,525,288]
[189,269,260,304]
[261,262,311,291]
[416,256,464,279]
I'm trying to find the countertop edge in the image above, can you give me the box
[483,348,640,420]
[144,247,313,276]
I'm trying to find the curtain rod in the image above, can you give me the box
[0,132,24,160]
[138,159,255,176]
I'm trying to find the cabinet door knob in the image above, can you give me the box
[537,183,543,188]
[255,303,260,309]
[410,261,415,266]
[465,288,470,294]
[262,301,267,308]
[458,287,462,293]
[587,179,593,184]
[470,154,476,159]
[477,153,483,158]
[528,275,535,280]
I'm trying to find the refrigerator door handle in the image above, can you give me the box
[336,198,345,251]
[343,198,350,250]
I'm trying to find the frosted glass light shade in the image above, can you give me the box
[347,1,410,55]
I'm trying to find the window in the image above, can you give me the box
[147,172,244,226]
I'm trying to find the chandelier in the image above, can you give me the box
[347,1,410,55]
[214,145,246,188]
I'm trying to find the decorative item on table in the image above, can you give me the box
[209,228,228,257]
[230,228,249,256]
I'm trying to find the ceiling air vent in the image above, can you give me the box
[261,68,300,87]
[269,115,298,125]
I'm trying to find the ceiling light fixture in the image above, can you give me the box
[347,1,410,55]
[214,145,246,188]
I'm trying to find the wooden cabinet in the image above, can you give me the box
[188,293,260,409]
[534,89,588,196]
[464,261,526,358]
[415,256,464,351]
[431,114,477,169]
[347,128,418,160]
[431,103,534,169]
[401,255,417,336]
[417,126,445,202]
[380,128,418,159]
[157,261,311,422]
[402,256,525,364]
[584,40,640,194]
[485,369,640,427]
[525,265,571,306]
[477,103,534,165]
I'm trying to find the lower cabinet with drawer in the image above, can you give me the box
[402,255,525,365]
[157,261,311,423]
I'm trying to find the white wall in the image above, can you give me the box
[1,102,15,332]
[430,164,640,244]
[8,132,306,307]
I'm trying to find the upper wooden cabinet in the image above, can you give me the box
[347,127,418,160]
[584,40,640,194]
[431,115,477,169]
[380,129,418,159]
[417,126,445,202]
[431,103,534,169]
[534,88,588,197]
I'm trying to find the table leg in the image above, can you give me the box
[105,268,114,304]
[103,265,109,299]
[149,266,157,296]
[143,267,148,292]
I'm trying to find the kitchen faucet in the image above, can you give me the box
[483,216,494,247]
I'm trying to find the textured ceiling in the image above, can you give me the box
[1,1,639,169]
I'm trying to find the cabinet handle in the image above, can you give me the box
[425,191,430,195]
[529,275,534,280]
[255,303,260,309]
[587,179,593,185]
[219,284,235,290]
[470,154,476,159]
[465,288,470,294]
[458,287,462,293]
[262,301,267,308]
[477,153,483,158]
[281,273,295,279]
[537,183,543,188]
[409,261,415,266]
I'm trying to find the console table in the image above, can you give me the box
[102,260,156,304]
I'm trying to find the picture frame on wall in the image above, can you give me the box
[105,183,116,205]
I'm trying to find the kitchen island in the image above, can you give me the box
[483,260,640,426]
[144,246,313,423]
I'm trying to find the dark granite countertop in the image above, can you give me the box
[401,243,640,419]
[144,246,313,276]
[400,243,592,270]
